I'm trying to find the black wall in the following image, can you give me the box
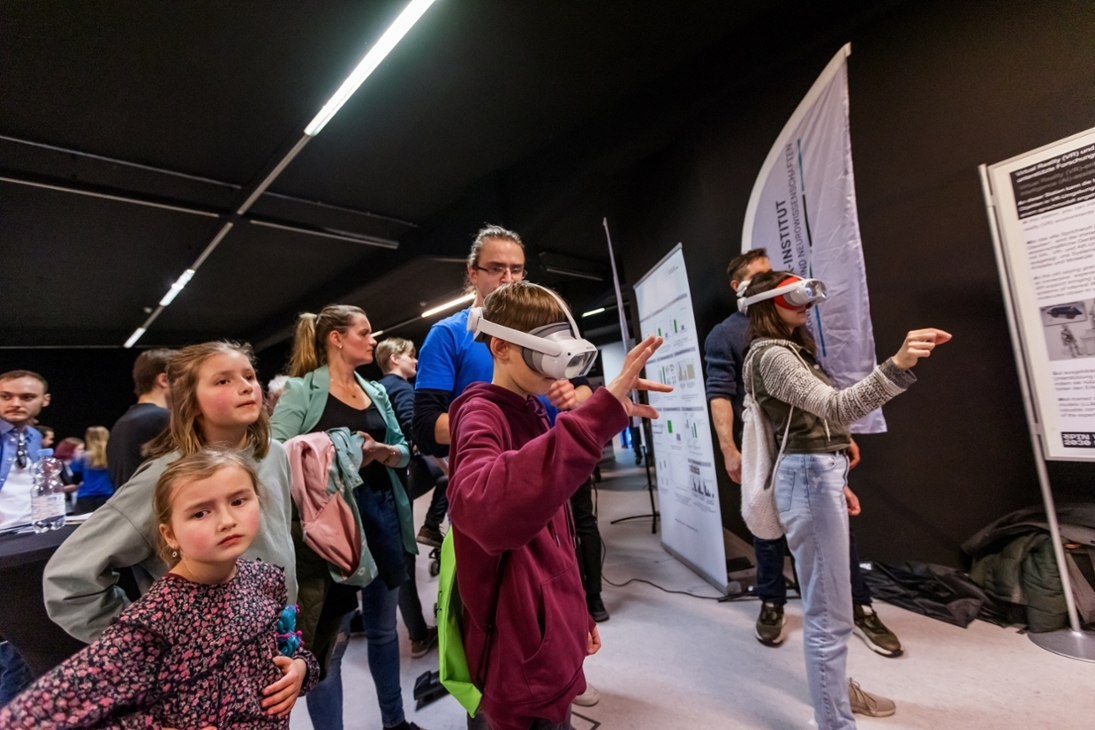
[7,0,1095,568]
[608,0,1095,566]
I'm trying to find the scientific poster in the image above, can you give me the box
[633,243,728,591]
[985,127,1095,460]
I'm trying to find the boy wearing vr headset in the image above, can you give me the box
[447,281,669,730]
[704,250,904,664]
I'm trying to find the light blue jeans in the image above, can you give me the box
[774,452,855,730]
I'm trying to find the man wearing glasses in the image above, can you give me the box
[413,225,529,459]
[0,369,50,706]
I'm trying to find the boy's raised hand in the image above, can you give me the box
[606,335,672,419]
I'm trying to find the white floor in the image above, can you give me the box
[291,462,1095,730]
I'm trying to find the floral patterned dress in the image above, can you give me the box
[1,560,319,729]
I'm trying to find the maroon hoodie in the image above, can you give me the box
[449,382,627,730]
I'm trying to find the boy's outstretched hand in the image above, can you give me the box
[606,335,672,419]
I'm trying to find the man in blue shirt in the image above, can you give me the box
[705,250,902,663]
[0,369,50,705]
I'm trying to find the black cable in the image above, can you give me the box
[598,533,728,601]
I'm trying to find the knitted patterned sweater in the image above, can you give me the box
[746,337,916,453]
[1,560,318,730]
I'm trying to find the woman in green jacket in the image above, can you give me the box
[271,304,422,730]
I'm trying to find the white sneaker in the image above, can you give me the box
[572,682,601,707]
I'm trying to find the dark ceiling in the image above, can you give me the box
[1,1,867,350]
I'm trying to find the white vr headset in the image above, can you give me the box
[738,276,828,313]
[467,286,600,379]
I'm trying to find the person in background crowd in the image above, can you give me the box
[376,336,444,659]
[107,348,172,488]
[272,306,423,730]
[704,249,903,660]
[412,226,606,707]
[2,449,318,729]
[69,426,115,514]
[44,341,297,647]
[266,374,290,415]
[36,425,55,449]
[742,268,950,728]
[0,370,50,706]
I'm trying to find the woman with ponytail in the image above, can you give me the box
[271,305,422,730]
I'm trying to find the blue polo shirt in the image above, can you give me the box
[415,308,494,397]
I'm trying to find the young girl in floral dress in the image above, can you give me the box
[1,449,318,729]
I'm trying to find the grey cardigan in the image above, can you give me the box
[749,337,916,453]
[43,440,297,644]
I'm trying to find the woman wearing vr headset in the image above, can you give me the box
[740,269,950,730]
[448,281,670,730]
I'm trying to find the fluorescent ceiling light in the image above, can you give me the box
[582,307,606,318]
[421,293,474,318]
[159,269,196,307]
[123,327,147,349]
[304,0,438,136]
[543,265,603,282]
[372,330,385,338]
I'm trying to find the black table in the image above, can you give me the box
[0,525,87,676]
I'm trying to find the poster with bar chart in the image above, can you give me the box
[633,243,727,592]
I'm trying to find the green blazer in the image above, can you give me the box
[271,365,417,556]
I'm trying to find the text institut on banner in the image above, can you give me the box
[741,43,886,433]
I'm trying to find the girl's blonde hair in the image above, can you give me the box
[143,342,271,460]
[481,282,568,349]
[153,448,264,566]
[83,426,109,469]
[288,305,366,378]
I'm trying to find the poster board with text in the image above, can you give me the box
[986,127,1095,460]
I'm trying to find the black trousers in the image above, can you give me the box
[570,477,601,597]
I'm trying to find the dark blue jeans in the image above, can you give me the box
[754,529,872,606]
[307,491,406,729]
[0,642,33,707]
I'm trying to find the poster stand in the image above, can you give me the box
[602,217,659,534]
[980,160,1095,662]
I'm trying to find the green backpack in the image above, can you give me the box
[436,529,508,717]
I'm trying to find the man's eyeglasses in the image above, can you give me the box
[475,264,525,278]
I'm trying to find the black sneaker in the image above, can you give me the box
[587,594,610,623]
[416,525,444,549]
[755,602,787,646]
[411,625,439,659]
[853,603,903,657]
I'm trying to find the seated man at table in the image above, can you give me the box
[0,370,50,705]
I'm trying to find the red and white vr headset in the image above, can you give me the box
[738,276,828,313]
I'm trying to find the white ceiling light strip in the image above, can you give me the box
[125,0,437,348]
[304,0,438,136]
[158,269,196,306]
[421,293,474,318]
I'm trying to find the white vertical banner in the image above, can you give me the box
[741,43,885,433]
[634,244,728,592]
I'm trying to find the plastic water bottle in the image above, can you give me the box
[32,448,66,532]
